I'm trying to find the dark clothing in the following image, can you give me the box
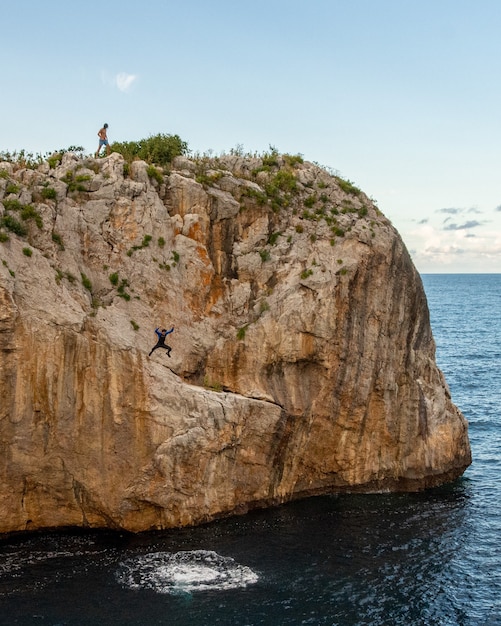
[148,327,174,357]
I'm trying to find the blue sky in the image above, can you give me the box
[3,0,501,273]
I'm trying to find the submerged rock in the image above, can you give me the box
[0,151,471,533]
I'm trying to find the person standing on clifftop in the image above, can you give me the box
[95,123,110,158]
[148,327,174,357]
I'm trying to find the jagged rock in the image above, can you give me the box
[0,151,471,533]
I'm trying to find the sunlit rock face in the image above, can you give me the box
[0,151,471,533]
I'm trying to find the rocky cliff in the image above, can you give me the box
[0,150,471,533]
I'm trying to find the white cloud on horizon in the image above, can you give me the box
[405,222,501,271]
[443,220,484,231]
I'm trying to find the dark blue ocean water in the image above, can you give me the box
[0,274,500,626]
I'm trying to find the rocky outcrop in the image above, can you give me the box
[0,150,471,533]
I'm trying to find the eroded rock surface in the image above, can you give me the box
[0,151,471,533]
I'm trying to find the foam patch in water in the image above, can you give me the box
[116,550,258,594]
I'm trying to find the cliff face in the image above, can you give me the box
[0,151,471,533]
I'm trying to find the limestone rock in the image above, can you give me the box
[0,151,471,533]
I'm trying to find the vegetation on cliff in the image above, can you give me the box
[0,138,471,533]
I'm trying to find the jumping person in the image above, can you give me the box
[95,123,110,157]
[148,327,174,357]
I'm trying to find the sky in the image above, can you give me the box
[2,0,501,273]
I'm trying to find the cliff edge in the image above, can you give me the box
[0,150,471,533]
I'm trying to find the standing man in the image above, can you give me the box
[148,327,174,358]
[95,123,110,157]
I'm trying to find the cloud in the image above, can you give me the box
[404,221,501,271]
[443,220,483,231]
[437,206,482,217]
[496,205,501,212]
[115,72,137,92]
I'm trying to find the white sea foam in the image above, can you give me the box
[115,550,258,594]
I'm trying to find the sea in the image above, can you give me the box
[0,273,500,626]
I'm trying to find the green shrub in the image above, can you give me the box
[259,249,271,263]
[251,164,272,176]
[0,170,8,179]
[300,269,313,279]
[61,171,90,193]
[262,153,279,168]
[111,133,188,167]
[0,232,9,242]
[4,199,43,228]
[109,272,119,286]
[127,233,152,255]
[41,187,57,200]
[271,169,297,193]
[196,170,223,186]
[268,231,281,245]
[48,153,62,169]
[172,250,180,263]
[81,273,92,292]
[51,232,64,249]
[304,194,316,208]
[146,165,163,184]
[284,153,304,167]
[117,278,131,300]
[295,224,304,233]
[241,186,267,206]
[2,198,23,212]
[130,320,139,331]
[237,325,248,340]
[358,206,368,218]
[158,236,165,248]
[335,176,361,196]
[91,296,102,310]
[5,183,19,194]
[1,214,27,236]
[20,205,43,228]
[22,247,32,257]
